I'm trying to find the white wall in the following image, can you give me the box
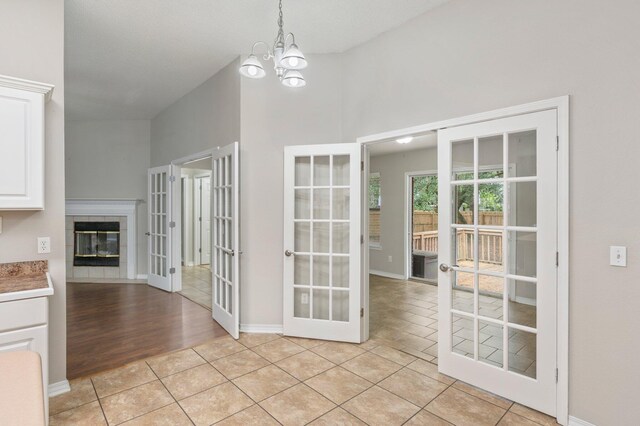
[0,0,66,385]
[150,59,241,167]
[239,54,343,327]
[65,120,150,275]
[369,148,437,276]
[341,1,640,424]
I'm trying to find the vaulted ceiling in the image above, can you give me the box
[65,0,448,120]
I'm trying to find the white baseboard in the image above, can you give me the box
[369,270,405,280]
[48,380,70,397]
[240,324,283,334]
[136,274,148,280]
[568,416,596,426]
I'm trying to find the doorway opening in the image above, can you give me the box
[407,173,438,283]
[179,156,213,309]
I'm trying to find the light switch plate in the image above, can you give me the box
[610,246,627,267]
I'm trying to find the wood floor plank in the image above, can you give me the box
[67,282,228,379]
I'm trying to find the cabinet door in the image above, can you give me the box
[0,86,45,210]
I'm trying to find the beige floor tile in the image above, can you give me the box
[498,412,542,425]
[120,403,192,425]
[100,380,174,425]
[309,407,367,425]
[260,383,335,426]
[146,348,205,378]
[238,332,281,348]
[211,350,271,379]
[425,387,506,426]
[232,365,299,402]
[452,381,513,410]
[49,377,97,415]
[275,350,335,381]
[49,400,107,426]
[91,361,157,398]
[509,404,559,425]
[378,368,448,407]
[406,359,455,385]
[342,386,420,426]
[370,345,417,366]
[193,336,246,361]
[341,352,402,383]
[404,409,453,425]
[161,363,227,400]
[284,336,327,349]
[251,338,305,362]
[310,341,366,364]
[305,367,372,405]
[215,404,280,425]
[179,382,253,426]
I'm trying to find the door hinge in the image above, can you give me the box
[169,175,176,183]
[199,217,202,222]
[556,136,559,151]
[169,221,176,228]
[360,235,364,244]
[361,161,364,171]
[556,251,559,267]
[555,368,558,383]
[360,308,364,318]
[199,248,202,253]
[169,267,176,274]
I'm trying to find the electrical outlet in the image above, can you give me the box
[37,237,51,254]
[388,256,393,262]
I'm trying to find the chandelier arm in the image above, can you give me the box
[251,41,273,61]
[284,32,296,48]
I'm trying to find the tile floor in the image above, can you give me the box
[49,333,558,425]
[370,274,537,377]
[180,265,212,309]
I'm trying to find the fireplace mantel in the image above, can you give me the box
[65,199,141,279]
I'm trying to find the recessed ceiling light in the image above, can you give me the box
[396,136,413,144]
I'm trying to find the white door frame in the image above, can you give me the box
[357,96,569,425]
[194,173,212,266]
[404,170,438,282]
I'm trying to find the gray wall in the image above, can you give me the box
[0,0,66,385]
[341,1,640,424]
[369,148,437,276]
[65,120,151,275]
[150,59,241,167]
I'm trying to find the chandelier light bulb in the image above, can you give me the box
[282,70,306,88]
[247,65,258,76]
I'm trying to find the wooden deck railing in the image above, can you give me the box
[413,229,503,265]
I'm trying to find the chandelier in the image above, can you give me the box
[239,0,307,87]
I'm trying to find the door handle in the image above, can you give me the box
[284,250,295,257]
[145,232,151,236]
[439,263,458,272]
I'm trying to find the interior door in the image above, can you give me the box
[211,142,240,339]
[200,176,212,265]
[148,165,174,292]
[437,110,558,415]
[283,143,362,342]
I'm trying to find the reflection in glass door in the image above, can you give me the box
[438,110,558,415]
[409,174,438,283]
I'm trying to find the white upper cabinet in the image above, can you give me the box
[0,75,54,210]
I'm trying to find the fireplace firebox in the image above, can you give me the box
[74,222,120,267]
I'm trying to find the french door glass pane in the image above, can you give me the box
[508,181,537,227]
[295,190,310,219]
[332,188,350,220]
[453,271,473,313]
[294,223,310,252]
[508,131,537,177]
[480,320,503,368]
[479,274,503,319]
[508,279,537,328]
[508,328,536,378]
[453,185,474,225]
[313,223,330,253]
[332,257,349,288]
[295,157,311,186]
[452,314,474,359]
[478,135,504,178]
[454,228,474,268]
[452,139,474,180]
[332,290,349,322]
[333,155,350,185]
[294,255,310,285]
[313,189,330,219]
[312,289,330,320]
[294,288,310,318]
[314,156,330,186]
[508,231,537,277]
[313,256,330,286]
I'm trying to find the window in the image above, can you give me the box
[369,172,381,247]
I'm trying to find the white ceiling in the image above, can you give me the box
[369,132,437,157]
[65,0,448,120]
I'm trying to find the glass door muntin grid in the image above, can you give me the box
[213,154,234,314]
[449,130,539,378]
[293,154,351,323]
[150,170,168,278]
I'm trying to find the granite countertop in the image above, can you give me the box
[0,260,49,295]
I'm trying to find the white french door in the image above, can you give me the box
[195,175,212,265]
[148,165,175,292]
[437,110,558,415]
[211,142,240,339]
[283,143,362,343]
